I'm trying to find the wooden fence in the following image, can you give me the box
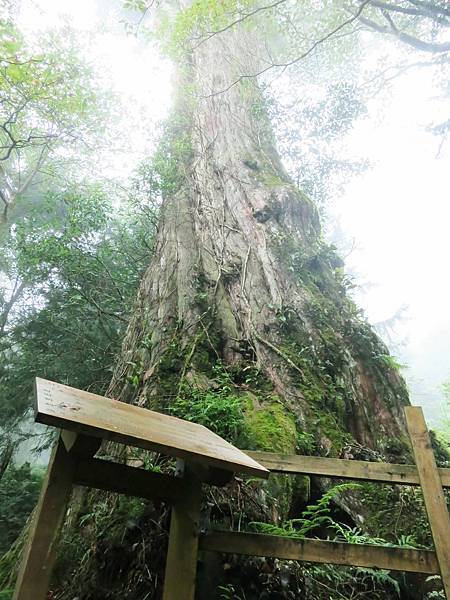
[13,382,450,600]
[199,407,450,599]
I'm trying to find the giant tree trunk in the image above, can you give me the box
[58,20,412,600]
[110,26,408,462]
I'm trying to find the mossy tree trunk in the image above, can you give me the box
[52,20,413,600]
[109,26,409,496]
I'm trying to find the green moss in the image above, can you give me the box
[153,337,186,404]
[312,410,352,456]
[262,172,286,187]
[244,395,297,454]
[243,395,299,518]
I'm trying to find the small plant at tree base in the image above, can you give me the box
[218,583,246,600]
[169,363,248,444]
[250,483,362,538]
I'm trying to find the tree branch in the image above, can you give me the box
[358,13,450,52]
[406,0,450,18]
[0,279,26,338]
[203,0,371,98]
[368,0,450,24]
[192,0,288,50]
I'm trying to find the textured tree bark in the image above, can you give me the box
[47,19,414,600]
[109,25,409,468]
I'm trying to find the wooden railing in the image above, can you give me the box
[200,406,450,598]
[14,381,450,600]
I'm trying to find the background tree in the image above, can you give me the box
[0,7,120,473]
[0,175,156,473]
[0,15,107,224]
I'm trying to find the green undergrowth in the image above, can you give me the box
[153,345,306,516]
[50,492,163,599]
[0,542,22,592]
[223,483,422,599]
[170,381,247,444]
[250,482,361,538]
[0,462,44,556]
[0,463,44,592]
[168,361,299,454]
[358,482,433,546]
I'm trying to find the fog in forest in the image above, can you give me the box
[16,0,450,431]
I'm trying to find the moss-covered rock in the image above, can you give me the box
[244,394,297,453]
[243,394,298,518]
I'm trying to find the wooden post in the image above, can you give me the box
[162,463,202,600]
[405,406,450,599]
[14,435,76,600]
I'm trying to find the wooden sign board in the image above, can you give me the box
[34,378,269,478]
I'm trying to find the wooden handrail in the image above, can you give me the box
[246,451,450,488]
[200,531,439,574]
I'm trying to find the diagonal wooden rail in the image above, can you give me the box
[405,407,450,598]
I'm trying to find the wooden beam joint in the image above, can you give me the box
[73,457,188,504]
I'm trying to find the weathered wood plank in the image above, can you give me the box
[74,457,187,503]
[405,406,450,598]
[163,466,202,600]
[14,437,76,600]
[247,451,450,488]
[35,378,268,479]
[200,531,439,574]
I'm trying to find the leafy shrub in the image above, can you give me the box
[170,386,246,444]
[170,364,248,444]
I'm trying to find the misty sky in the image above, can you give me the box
[19,0,450,427]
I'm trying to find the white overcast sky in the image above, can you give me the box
[18,0,450,427]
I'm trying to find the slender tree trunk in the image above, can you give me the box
[0,438,13,481]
